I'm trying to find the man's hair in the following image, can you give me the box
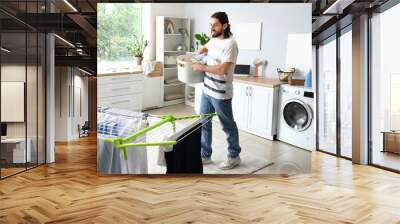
[211,12,232,38]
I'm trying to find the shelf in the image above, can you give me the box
[186,83,197,88]
[164,82,185,87]
[164,98,185,106]
[164,33,183,36]
[157,15,190,109]
[164,64,177,69]
[164,51,186,54]
[185,98,195,107]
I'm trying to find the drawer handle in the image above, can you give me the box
[111,87,128,91]
[111,77,131,81]
[111,100,131,104]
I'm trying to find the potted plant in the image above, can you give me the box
[194,33,210,50]
[128,34,149,66]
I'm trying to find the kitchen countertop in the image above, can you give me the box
[97,66,143,77]
[233,76,286,88]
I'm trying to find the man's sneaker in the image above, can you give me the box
[218,156,241,170]
[202,157,213,165]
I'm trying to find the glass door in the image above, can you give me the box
[1,31,28,178]
[317,36,337,155]
[0,1,47,179]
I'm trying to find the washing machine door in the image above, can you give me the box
[282,99,313,132]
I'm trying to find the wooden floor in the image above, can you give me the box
[0,135,400,223]
[373,151,400,171]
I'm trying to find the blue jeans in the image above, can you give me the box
[199,93,241,159]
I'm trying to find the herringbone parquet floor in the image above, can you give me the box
[1,135,400,223]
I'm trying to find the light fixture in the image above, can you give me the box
[322,0,354,15]
[1,47,11,53]
[78,67,93,76]
[63,0,78,12]
[54,34,75,48]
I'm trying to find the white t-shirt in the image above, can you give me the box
[203,37,238,100]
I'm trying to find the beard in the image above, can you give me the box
[211,29,223,38]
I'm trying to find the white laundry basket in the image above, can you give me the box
[177,55,204,84]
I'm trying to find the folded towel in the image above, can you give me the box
[157,136,174,166]
[185,52,209,65]
[97,121,119,136]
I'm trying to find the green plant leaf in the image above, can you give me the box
[194,33,202,40]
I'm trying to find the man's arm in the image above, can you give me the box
[192,62,232,76]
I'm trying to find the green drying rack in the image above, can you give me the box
[104,112,217,161]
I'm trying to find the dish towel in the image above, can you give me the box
[157,136,174,166]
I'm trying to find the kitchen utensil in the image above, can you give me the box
[253,58,264,77]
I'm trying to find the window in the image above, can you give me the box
[370,3,400,171]
[0,2,46,179]
[339,28,352,158]
[97,4,141,71]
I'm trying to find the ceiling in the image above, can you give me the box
[0,0,393,74]
[0,0,98,74]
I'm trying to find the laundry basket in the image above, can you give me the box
[177,55,204,84]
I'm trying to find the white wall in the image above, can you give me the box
[55,67,89,141]
[1,65,40,137]
[183,3,312,79]
[1,63,47,164]
[76,74,89,125]
[143,3,311,79]
[55,67,69,141]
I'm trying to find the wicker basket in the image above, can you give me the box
[277,68,295,81]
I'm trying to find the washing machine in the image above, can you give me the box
[277,84,316,151]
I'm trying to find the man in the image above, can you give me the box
[192,12,241,170]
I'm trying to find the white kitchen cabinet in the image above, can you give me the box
[194,81,279,140]
[143,76,163,110]
[247,85,275,137]
[232,82,279,140]
[98,73,144,112]
[232,82,248,130]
